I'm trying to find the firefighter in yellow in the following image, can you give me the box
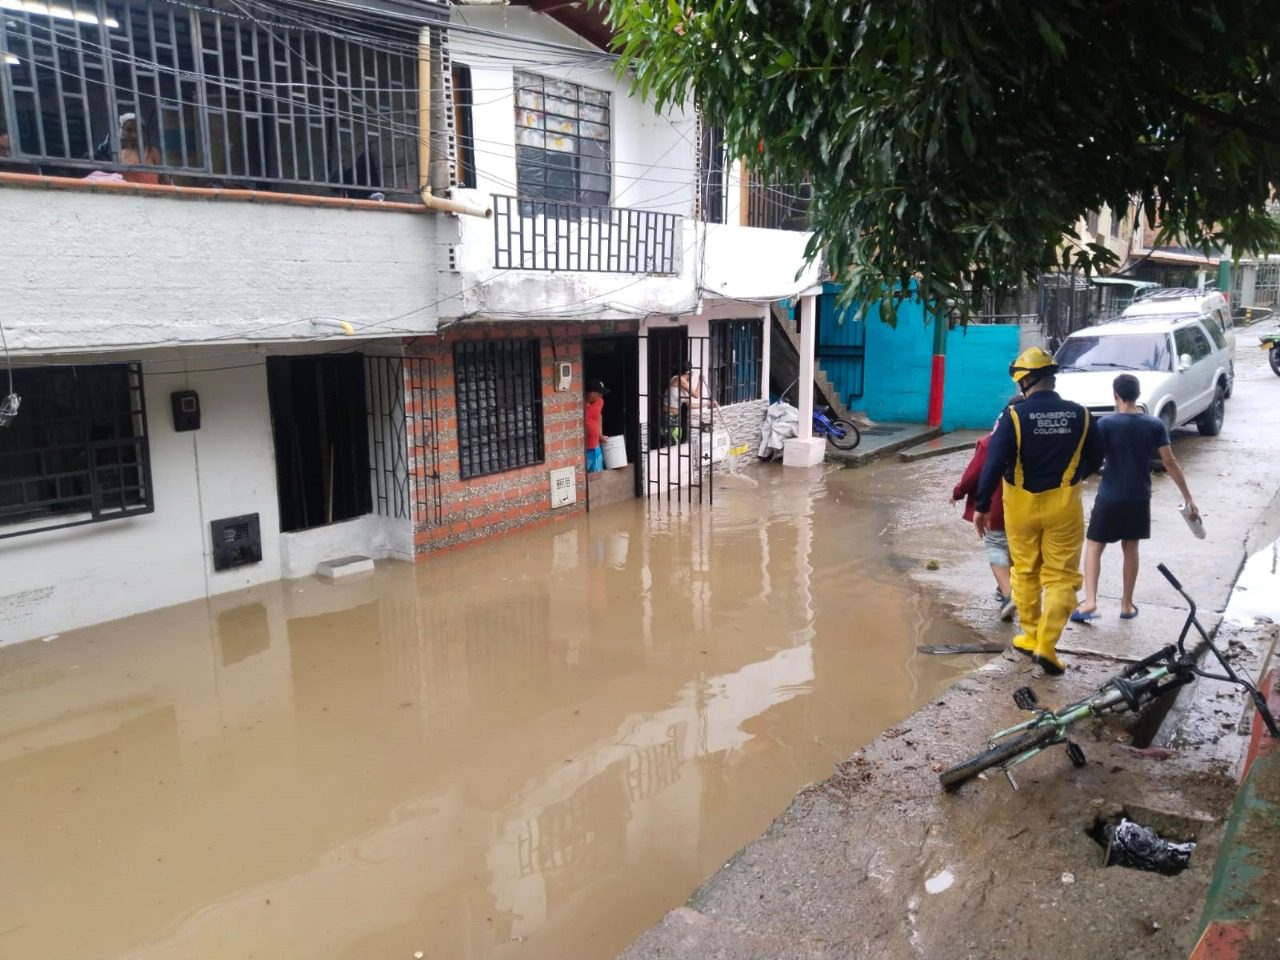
[973,347,1103,675]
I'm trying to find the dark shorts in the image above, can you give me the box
[1087,498,1151,543]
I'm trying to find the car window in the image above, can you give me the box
[1202,314,1228,350]
[1212,307,1232,331]
[1055,333,1172,372]
[1174,325,1212,362]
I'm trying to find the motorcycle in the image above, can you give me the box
[1262,333,1280,377]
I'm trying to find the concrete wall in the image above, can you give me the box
[0,184,453,353]
[941,324,1023,431]
[820,291,1021,430]
[0,344,413,645]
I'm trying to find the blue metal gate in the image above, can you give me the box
[815,289,866,407]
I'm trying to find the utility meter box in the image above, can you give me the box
[556,361,572,392]
[549,467,576,509]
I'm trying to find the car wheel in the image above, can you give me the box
[1158,404,1177,434]
[1196,386,1225,437]
[1225,363,1234,398]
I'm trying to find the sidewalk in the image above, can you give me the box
[825,421,940,466]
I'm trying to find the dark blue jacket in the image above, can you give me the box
[975,390,1103,512]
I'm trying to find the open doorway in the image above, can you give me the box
[582,334,640,506]
[267,354,372,532]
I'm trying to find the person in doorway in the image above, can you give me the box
[974,347,1104,676]
[584,378,610,473]
[663,364,716,445]
[951,396,1024,622]
[1071,374,1200,622]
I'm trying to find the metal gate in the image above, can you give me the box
[815,296,866,405]
[364,355,442,531]
[639,332,715,504]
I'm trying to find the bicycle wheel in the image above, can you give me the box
[939,724,1060,792]
[826,418,861,451]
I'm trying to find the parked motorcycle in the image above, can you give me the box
[1262,333,1280,377]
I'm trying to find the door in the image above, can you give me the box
[640,329,714,504]
[1172,324,1215,419]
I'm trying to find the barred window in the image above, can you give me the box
[454,340,544,480]
[0,0,420,195]
[0,362,153,538]
[710,319,763,405]
[514,71,610,207]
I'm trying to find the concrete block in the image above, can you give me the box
[783,436,826,467]
[316,555,375,580]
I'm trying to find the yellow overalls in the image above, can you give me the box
[1004,407,1090,671]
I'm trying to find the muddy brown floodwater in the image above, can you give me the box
[0,465,985,960]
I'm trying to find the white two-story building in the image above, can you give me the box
[0,0,823,644]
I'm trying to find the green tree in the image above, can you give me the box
[605,0,1280,320]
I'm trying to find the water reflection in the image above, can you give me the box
[0,468,980,960]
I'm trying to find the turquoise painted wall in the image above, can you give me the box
[941,324,1023,431]
[817,287,1022,431]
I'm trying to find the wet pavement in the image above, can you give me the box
[0,467,981,960]
[622,322,1280,960]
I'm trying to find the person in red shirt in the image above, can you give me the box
[952,397,1023,621]
[584,379,610,472]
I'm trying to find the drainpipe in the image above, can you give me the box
[417,26,491,219]
[925,301,949,428]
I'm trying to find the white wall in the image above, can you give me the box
[0,186,455,354]
[0,345,413,645]
[448,7,697,216]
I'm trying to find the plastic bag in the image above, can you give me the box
[1103,818,1195,875]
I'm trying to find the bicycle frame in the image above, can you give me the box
[940,564,1279,792]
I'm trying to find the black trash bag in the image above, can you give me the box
[1103,818,1195,875]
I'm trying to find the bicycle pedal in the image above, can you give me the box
[1066,740,1087,768]
[1013,686,1039,711]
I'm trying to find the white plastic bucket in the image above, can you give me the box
[602,435,628,469]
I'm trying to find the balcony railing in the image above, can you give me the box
[743,169,812,232]
[493,194,682,275]
[0,0,420,196]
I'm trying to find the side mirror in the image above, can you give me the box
[1178,353,1193,371]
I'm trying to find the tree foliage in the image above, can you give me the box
[604,0,1280,321]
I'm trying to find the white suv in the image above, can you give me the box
[1053,311,1232,436]
[1118,288,1236,394]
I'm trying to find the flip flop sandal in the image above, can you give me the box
[1069,610,1099,623]
[1120,606,1140,620]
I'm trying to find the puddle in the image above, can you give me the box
[0,467,981,960]
[1224,539,1280,626]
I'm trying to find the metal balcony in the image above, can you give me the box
[492,195,681,275]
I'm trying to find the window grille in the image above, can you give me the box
[743,165,811,231]
[0,0,420,194]
[710,319,763,405]
[513,70,610,206]
[454,339,544,480]
[0,362,153,538]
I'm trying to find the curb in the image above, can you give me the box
[1188,667,1280,960]
[899,437,981,463]
[828,427,942,467]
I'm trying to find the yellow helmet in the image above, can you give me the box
[1009,346,1059,387]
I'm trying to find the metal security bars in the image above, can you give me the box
[0,362,153,539]
[743,166,812,231]
[710,318,762,405]
[0,0,420,194]
[454,339,544,481]
[365,355,441,530]
[493,194,682,274]
[513,69,610,207]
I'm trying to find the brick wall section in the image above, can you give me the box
[406,321,637,556]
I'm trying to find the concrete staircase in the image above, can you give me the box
[769,303,861,424]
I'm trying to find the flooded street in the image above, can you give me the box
[0,466,981,960]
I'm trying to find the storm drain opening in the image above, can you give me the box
[1087,812,1197,876]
